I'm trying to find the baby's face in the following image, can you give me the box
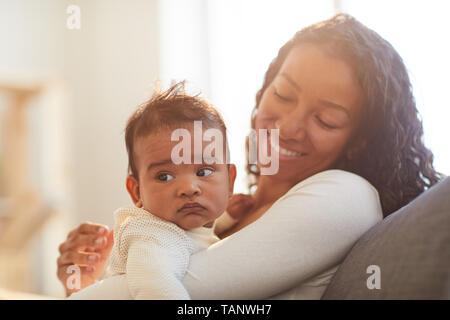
[128,125,235,230]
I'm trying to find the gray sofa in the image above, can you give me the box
[322,177,450,299]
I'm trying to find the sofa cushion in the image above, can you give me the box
[322,177,450,299]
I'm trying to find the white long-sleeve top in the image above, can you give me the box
[69,169,382,300]
[185,170,383,299]
[108,206,219,299]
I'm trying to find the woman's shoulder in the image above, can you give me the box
[288,169,379,197]
[275,169,383,228]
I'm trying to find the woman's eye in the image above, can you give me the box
[197,168,213,177]
[274,90,292,102]
[157,173,174,181]
[316,116,338,129]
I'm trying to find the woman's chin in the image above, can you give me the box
[258,162,300,180]
[277,152,308,162]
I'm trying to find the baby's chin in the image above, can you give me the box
[176,213,215,230]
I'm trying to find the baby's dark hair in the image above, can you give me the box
[125,81,228,179]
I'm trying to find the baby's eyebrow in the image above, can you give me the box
[147,159,174,172]
[202,156,223,164]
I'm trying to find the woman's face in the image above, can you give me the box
[255,43,364,183]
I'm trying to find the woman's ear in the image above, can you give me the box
[126,175,142,207]
[227,164,237,197]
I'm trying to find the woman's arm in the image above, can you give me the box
[57,195,254,295]
[183,169,383,299]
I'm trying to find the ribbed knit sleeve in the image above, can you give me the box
[109,207,193,299]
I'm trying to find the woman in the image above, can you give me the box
[57,13,442,299]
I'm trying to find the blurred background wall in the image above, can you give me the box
[0,0,449,298]
[0,0,160,297]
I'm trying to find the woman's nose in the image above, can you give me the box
[276,107,308,141]
[176,178,202,198]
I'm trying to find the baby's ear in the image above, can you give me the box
[227,164,237,197]
[126,175,142,207]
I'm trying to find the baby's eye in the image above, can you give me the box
[157,173,174,182]
[197,168,214,177]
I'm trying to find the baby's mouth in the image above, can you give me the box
[177,202,206,214]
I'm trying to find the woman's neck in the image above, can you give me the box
[253,175,296,209]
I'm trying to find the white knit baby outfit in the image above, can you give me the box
[107,206,219,300]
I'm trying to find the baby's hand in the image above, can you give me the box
[227,194,256,220]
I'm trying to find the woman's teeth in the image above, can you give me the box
[273,144,305,157]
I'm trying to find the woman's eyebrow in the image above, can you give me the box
[318,99,351,118]
[280,72,301,92]
[280,72,350,118]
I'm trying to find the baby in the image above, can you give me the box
[103,82,237,299]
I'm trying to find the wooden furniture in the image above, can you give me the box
[0,81,55,293]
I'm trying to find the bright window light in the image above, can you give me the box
[158,0,449,193]
[341,0,450,176]
[206,0,335,192]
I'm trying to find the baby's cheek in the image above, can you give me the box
[217,193,231,216]
[143,190,168,214]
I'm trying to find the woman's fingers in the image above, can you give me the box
[101,229,114,255]
[94,229,114,263]
[57,222,111,296]
[58,233,108,254]
[78,222,109,236]
[64,222,108,251]
[229,194,254,206]
[57,250,101,267]
[228,201,245,212]
[67,222,108,239]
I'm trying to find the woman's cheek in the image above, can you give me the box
[314,130,350,156]
[261,98,279,115]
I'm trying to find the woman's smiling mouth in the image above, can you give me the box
[266,129,308,158]
[273,143,307,157]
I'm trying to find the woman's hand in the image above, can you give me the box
[56,222,114,297]
[227,193,256,220]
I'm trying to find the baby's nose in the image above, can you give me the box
[177,179,202,198]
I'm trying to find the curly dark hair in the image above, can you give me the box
[247,13,443,217]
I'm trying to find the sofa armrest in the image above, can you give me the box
[322,177,450,299]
